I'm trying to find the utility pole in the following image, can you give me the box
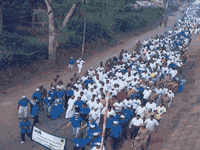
[81,0,87,56]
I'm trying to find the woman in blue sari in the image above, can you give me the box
[50,99,64,119]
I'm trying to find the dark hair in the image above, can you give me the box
[136,115,140,117]
[36,101,40,105]
[33,96,38,99]
[150,115,154,118]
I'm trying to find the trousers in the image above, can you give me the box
[21,132,32,141]
[130,126,140,139]
[73,127,80,138]
[19,106,28,118]
[111,136,120,149]
[33,115,39,126]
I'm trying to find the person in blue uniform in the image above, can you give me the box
[110,121,122,150]
[119,115,129,140]
[32,88,42,101]
[55,87,65,100]
[48,87,56,100]
[69,112,83,137]
[65,86,74,109]
[50,99,64,119]
[123,105,133,121]
[113,111,123,121]
[31,101,41,126]
[73,97,84,112]
[19,117,32,144]
[86,124,102,144]
[72,133,86,150]
[105,114,115,141]
[69,57,75,72]
[17,96,30,120]
[80,103,90,122]
[91,132,102,149]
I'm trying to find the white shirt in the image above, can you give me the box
[143,89,152,99]
[113,102,124,111]
[88,70,95,77]
[80,95,88,103]
[123,99,133,109]
[145,102,157,112]
[87,100,97,110]
[129,118,143,128]
[145,118,159,132]
[95,102,103,112]
[136,106,146,118]
[101,107,116,117]
[156,106,166,115]
[89,110,100,121]
[132,99,141,109]
[76,60,85,65]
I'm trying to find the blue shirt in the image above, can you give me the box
[72,137,86,148]
[55,91,65,99]
[84,80,93,86]
[18,99,29,107]
[113,114,120,121]
[71,116,82,128]
[123,109,133,120]
[32,92,42,101]
[87,128,102,139]
[69,59,75,65]
[66,90,74,97]
[80,107,90,115]
[19,120,31,133]
[131,93,140,99]
[31,105,40,116]
[43,98,52,106]
[48,90,56,100]
[110,124,122,138]
[74,100,84,108]
[106,117,115,129]
[119,118,129,127]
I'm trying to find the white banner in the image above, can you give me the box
[32,126,66,150]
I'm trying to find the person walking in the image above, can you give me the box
[31,101,41,126]
[129,115,143,140]
[110,121,122,150]
[18,117,32,144]
[17,96,30,120]
[69,57,75,72]
[76,58,85,74]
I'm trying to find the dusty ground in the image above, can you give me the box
[0,4,197,150]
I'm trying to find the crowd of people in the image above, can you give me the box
[17,3,200,150]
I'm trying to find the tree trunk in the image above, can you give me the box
[61,1,79,28]
[44,0,57,63]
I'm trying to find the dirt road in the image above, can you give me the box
[0,7,187,150]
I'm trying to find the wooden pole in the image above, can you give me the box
[100,93,110,150]
[82,16,86,56]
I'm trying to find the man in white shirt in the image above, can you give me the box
[76,58,85,74]
[143,87,152,102]
[95,99,103,112]
[145,100,157,112]
[113,99,124,112]
[87,96,97,110]
[89,106,101,126]
[132,96,141,113]
[135,103,146,119]
[129,115,143,139]
[91,142,105,150]
[145,115,159,135]
[88,67,95,77]
[116,70,123,78]
[123,97,133,109]
[80,92,87,103]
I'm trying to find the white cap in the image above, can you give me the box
[70,57,73,59]
[127,105,131,108]
[93,132,99,136]
[147,86,150,89]
[77,81,80,83]
[113,121,119,124]
[36,88,40,91]
[95,142,101,146]
[79,58,81,60]
[51,87,55,90]
[58,87,62,90]
[169,90,172,93]
[90,124,95,128]
[22,96,26,99]
[75,112,79,115]
[120,115,125,118]
[94,106,98,109]
[48,97,51,100]
[90,67,93,69]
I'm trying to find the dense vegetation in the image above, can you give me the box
[0,0,165,71]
